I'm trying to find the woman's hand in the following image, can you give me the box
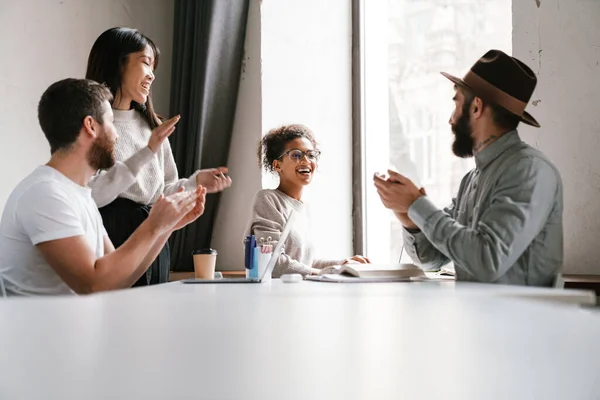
[342,255,371,265]
[195,167,232,193]
[148,115,180,153]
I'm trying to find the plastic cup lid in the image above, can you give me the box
[192,248,218,255]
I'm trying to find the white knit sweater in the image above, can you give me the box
[245,189,343,278]
[89,109,199,207]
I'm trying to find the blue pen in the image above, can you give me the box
[245,235,257,270]
[248,235,257,270]
[244,235,252,270]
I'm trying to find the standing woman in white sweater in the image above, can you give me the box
[86,27,232,286]
[247,124,368,278]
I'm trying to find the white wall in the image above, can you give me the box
[513,0,600,274]
[211,0,263,269]
[0,0,174,210]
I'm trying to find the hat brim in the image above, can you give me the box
[440,72,540,128]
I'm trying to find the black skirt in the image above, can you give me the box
[99,197,170,286]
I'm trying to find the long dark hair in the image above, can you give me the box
[85,27,161,129]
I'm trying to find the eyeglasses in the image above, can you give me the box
[278,149,321,163]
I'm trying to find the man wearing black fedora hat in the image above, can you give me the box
[374,49,563,286]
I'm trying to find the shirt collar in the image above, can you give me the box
[474,130,521,169]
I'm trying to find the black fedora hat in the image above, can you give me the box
[441,49,540,128]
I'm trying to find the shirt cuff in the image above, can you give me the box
[407,196,439,230]
[183,170,201,192]
[124,147,154,176]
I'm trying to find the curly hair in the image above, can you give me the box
[257,124,318,173]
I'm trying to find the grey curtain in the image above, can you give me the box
[169,0,249,272]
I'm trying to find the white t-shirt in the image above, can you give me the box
[0,166,106,296]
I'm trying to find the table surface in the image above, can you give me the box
[1,279,599,400]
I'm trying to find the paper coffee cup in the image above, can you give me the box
[192,248,218,279]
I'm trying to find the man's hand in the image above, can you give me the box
[148,115,180,153]
[393,187,427,230]
[195,167,232,194]
[147,189,197,235]
[342,255,371,265]
[172,186,207,231]
[373,170,423,214]
[393,212,419,230]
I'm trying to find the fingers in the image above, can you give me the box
[373,178,392,197]
[157,123,177,140]
[155,116,180,138]
[162,115,181,130]
[387,169,410,184]
[168,190,196,211]
[373,175,388,189]
[193,195,206,216]
[213,170,231,183]
[373,172,387,182]
[195,185,207,203]
[164,125,177,139]
[218,174,232,190]
[179,190,198,213]
[350,255,370,264]
[181,186,207,224]
[199,167,229,175]
[193,185,207,212]
[148,117,179,154]
[202,170,232,193]
[216,166,229,174]
[202,166,229,174]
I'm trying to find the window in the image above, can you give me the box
[360,0,512,263]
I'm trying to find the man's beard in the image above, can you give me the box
[87,131,115,170]
[451,99,475,158]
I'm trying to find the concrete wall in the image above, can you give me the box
[513,0,600,274]
[211,0,263,269]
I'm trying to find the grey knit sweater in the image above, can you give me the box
[245,189,343,278]
[88,109,199,207]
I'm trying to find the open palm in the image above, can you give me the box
[173,186,207,231]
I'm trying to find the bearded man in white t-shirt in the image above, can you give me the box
[0,78,207,296]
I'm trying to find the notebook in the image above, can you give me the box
[305,263,426,283]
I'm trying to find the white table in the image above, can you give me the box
[1,280,599,399]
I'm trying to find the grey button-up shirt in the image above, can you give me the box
[404,130,563,286]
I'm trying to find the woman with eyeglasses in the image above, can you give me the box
[246,124,368,278]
